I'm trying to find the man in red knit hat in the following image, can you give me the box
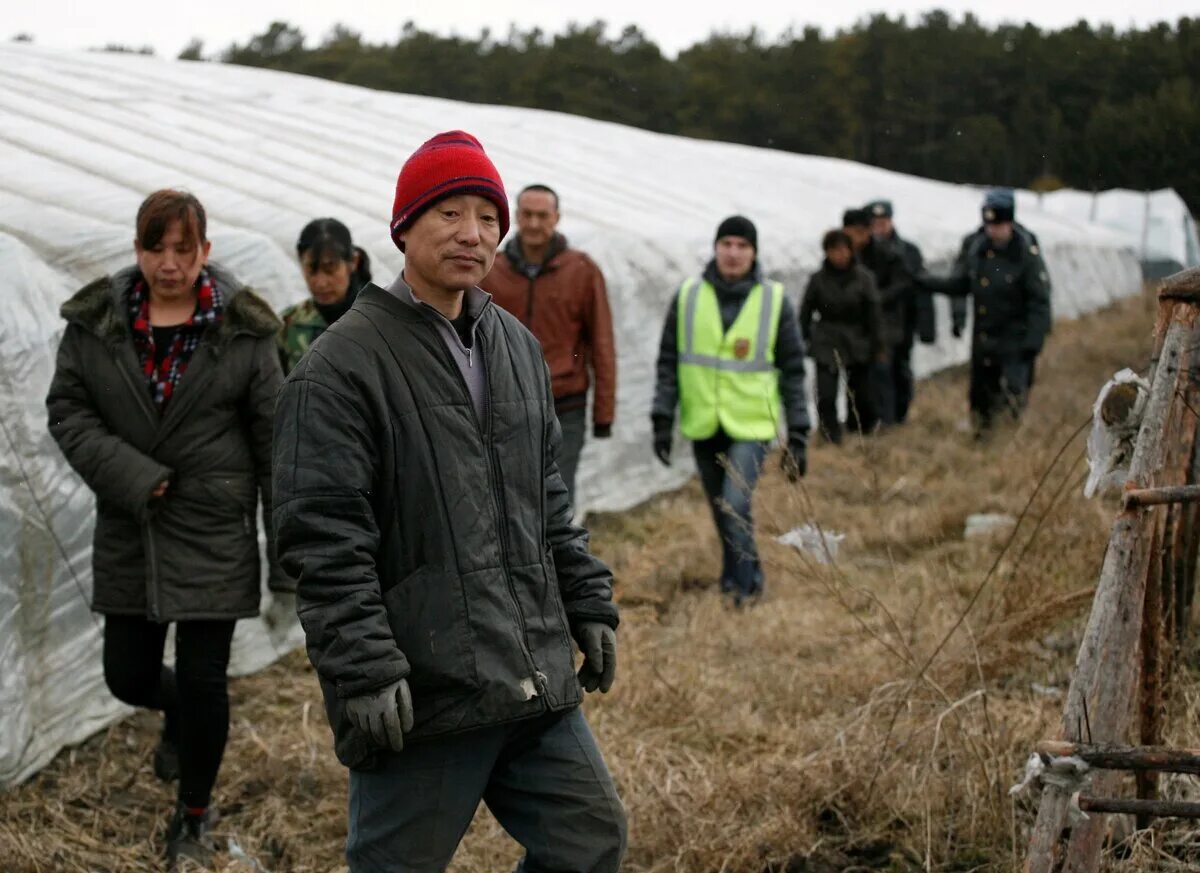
[273,131,626,872]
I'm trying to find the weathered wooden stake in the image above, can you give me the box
[1036,741,1200,775]
[1078,797,1200,819]
[1024,270,1200,873]
[1123,484,1200,508]
[1137,522,1164,829]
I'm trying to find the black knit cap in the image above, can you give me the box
[715,215,757,249]
[842,208,870,228]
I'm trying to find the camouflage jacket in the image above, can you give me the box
[277,298,330,374]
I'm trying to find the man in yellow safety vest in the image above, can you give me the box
[651,215,811,605]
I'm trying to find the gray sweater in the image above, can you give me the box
[387,273,490,426]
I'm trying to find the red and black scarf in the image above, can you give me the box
[128,270,223,410]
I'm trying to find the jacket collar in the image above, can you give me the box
[60,262,280,350]
[503,233,568,277]
[385,272,492,324]
[703,259,761,297]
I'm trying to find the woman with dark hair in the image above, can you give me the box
[799,229,885,443]
[45,189,288,866]
[278,218,372,372]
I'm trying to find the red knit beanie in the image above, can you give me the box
[390,131,509,251]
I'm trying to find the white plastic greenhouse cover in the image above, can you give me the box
[1037,188,1200,272]
[0,44,1151,786]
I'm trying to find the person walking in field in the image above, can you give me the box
[481,183,617,510]
[864,199,935,424]
[800,229,884,442]
[651,215,810,606]
[272,131,626,873]
[46,189,287,866]
[924,189,1052,435]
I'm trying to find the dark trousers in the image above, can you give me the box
[969,353,1033,429]
[555,405,587,512]
[102,615,236,809]
[815,361,877,444]
[693,431,768,598]
[346,707,626,873]
[874,342,914,426]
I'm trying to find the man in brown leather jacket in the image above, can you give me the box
[481,184,617,510]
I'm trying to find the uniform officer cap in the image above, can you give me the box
[866,199,893,219]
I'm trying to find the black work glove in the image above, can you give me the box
[344,679,414,752]
[952,324,964,339]
[782,438,808,482]
[575,623,617,693]
[593,423,613,439]
[652,417,672,467]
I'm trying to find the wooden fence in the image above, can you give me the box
[1025,266,1200,872]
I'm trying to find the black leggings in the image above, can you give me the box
[103,615,236,809]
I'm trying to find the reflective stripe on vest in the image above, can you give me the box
[676,277,785,441]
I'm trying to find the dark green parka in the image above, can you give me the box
[46,264,288,622]
[271,283,618,770]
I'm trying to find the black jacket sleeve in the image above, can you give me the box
[906,243,937,344]
[798,275,817,344]
[922,245,972,298]
[875,247,912,308]
[541,359,619,632]
[775,295,812,445]
[862,272,885,358]
[46,325,172,522]
[650,292,680,427]
[243,335,290,592]
[1021,255,1053,354]
[272,358,408,699]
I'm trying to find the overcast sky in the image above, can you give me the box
[8,0,1193,58]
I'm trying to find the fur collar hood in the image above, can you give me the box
[61,263,280,347]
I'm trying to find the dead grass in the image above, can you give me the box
[5,288,1199,872]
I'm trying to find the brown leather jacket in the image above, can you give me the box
[482,234,616,429]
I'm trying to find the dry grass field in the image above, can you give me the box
[5,287,1199,873]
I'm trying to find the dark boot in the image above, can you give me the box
[165,805,215,868]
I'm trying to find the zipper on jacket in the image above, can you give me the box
[144,521,161,622]
[524,275,536,326]
[427,324,543,693]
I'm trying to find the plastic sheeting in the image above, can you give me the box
[1038,188,1200,275]
[0,44,1150,786]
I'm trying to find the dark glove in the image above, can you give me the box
[593,423,613,439]
[782,438,807,482]
[952,324,964,339]
[344,679,414,752]
[652,417,672,467]
[575,622,617,693]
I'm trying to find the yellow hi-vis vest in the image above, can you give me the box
[676,277,785,441]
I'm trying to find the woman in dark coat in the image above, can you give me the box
[799,229,885,443]
[45,189,286,866]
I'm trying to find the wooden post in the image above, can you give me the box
[1137,522,1164,829]
[1037,741,1200,775]
[1025,271,1200,873]
[1123,485,1200,508]
[1078,797,1200,819]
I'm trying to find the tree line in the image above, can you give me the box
[71,13,1200,211]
